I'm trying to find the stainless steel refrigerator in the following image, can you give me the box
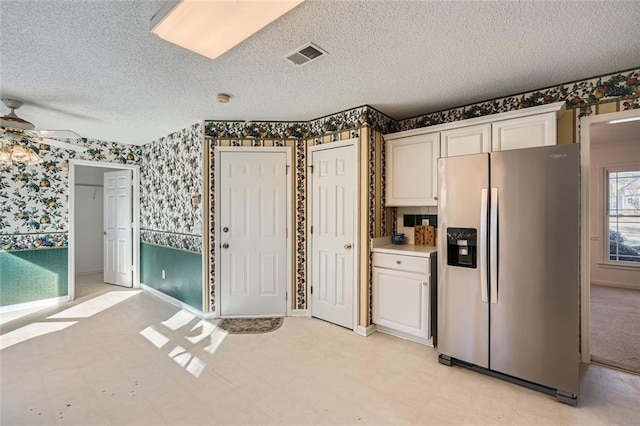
[437,143,580,405]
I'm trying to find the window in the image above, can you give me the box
[607,169,640,263]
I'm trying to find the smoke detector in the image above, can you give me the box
[285,43,327,66]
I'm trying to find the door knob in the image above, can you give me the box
[103,231,106,236]
[223,227,229,233]
[222,243,229,249]
[344,243,352,250]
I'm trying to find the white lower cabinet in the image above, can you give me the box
[372,252,437,346]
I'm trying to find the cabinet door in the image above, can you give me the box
[385,133,440,206]
[492,112,557,151]
[372,266,430,339]
[441,124,491,158]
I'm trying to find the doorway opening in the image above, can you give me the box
[581,109,640,374]
[68,160,141,301]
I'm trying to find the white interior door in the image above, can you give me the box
[103,170,133,287]
[219,151,288,316]
[310,142,357,329]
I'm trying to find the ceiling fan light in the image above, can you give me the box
[10,144,28,162]
[0,146,11,164]
[26,148,44,165]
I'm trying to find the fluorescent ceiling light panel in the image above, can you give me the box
[151,0,304,60]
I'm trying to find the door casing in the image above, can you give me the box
[68,159,141,301]
[213,146,293,317]
[308,138,360,331]
[579,108,640,364]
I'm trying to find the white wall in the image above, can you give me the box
[590,139,640,290]
[74,166,111,275]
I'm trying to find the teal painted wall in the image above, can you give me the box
[0,249,68,307]
[140,243,202,310]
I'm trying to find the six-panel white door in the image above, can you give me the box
[310,143,356,329]
[219,151,288,316]
[103,170,133,287]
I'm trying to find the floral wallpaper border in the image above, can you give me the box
[204,105,397,140]
[399,68,640,131]
[0,232,67,252]
[140,230,202,254]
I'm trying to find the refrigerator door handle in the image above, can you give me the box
[490,187,498,304]
[480,188,489,303]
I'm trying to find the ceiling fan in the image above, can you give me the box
[0,98,88,157]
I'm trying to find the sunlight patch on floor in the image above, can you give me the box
[48,290,140,319]
[0,321,77,350]
[139,309,228,378]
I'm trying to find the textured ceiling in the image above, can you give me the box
[1,1,639,145]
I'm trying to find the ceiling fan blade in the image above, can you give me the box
[32,129,82,140]
[38,137,88,153]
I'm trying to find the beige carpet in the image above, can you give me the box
[590,285,640,374]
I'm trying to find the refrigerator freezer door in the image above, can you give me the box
[489,144,580,395]
[438,153,490,368]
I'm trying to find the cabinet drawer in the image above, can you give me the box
[372,253,428,274]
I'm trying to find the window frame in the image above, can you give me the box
[603,164,640,268]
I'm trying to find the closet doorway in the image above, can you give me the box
[68,160,140,301]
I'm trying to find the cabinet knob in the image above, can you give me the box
[422,281,428,286]
[396,260,401,264]
[434,196,438,200]
[344,243,352,250]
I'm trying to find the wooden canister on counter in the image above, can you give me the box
[414,225,436,246]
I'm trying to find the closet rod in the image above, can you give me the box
[75,183,104,187]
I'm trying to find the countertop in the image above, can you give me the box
[371,237,437,258]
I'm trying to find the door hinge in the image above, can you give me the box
[308,165,314,174]
[310,286,313,295]
[286,228,288,238]
[286,165,290,174]
[310,226,313,234]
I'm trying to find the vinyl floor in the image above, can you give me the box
[1,278,639,425]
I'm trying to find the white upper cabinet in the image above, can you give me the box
[440,123,491,158]
[384,102,565,206]
[385,132,440,206]
[491,112,557,151]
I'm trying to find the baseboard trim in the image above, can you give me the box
[290,309,309,317]
[75,270,104,276]
[201,312,217,320]
[0,296,69,314]
[355,324,377,337]
[141,284,205,317]
[591,280,640,291]
[375,324,434,347]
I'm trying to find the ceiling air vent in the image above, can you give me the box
[285,43,327,66]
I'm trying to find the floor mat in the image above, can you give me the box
[217,317,283,334]
[590,285,640,374]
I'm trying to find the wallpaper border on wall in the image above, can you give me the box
[399,68,640,131]
[204,105,397,139]
[0,232,67,252]
[140,230,202,254]
[0,138,140,253]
